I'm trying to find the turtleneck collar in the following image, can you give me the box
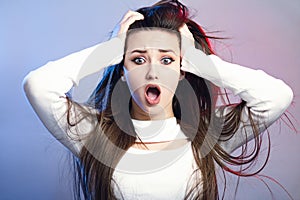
[131,117,188,143]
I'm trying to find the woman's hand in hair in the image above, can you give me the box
[179,23,199,74]
[179,24,195,56]
[111,10,144,46]
[179,24,215,76]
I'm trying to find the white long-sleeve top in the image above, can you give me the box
[23,37,293,199]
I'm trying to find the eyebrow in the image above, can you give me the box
[130,49,177,54]
[158,49,176,54]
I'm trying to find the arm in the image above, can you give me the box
[23,11,144,155]
[181,48,293,153]
[23,37,124,155]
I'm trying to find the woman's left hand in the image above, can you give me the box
[179,24,195,56]
[179,24,199,75]
[179,23,215,76]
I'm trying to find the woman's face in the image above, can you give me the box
[123,29,182,120]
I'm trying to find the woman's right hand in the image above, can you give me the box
[111,10,144,44]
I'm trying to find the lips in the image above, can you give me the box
[145,84,161,105]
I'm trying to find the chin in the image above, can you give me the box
[140,102,172,119]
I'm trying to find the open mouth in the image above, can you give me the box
[145,84,161,105]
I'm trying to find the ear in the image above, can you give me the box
[121,66,126,82]
[179,70,185,81]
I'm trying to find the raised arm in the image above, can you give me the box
[180,25,293,153]
[23,38,124,155]
[23,11,144,155]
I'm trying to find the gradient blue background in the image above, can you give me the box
[1,0,299,199]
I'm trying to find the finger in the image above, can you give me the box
[179,24,190,35]
[122,14,144,26]
[120,10,134,23]
[119,14,144,35]
[179,24,194,40]
[179,24,188,32]
[120,10,144,23]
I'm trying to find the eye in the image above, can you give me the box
[161,57,175,65]
[132,57,146,65]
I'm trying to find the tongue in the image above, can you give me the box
[147,88,159,100]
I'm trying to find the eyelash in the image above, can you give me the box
[161,57,175,65]
[131,57,175,65]
[131,57,146,65]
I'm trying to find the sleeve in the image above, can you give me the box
[23,37,124,155]
[181,48,294,153]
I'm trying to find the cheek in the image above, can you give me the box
[123,66,147,95]
[159,66,180,93]
[123,57,131,70]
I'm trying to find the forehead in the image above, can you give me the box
[126,29,180,53]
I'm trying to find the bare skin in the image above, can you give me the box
[118,11,190,150]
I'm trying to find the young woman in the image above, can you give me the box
[23,0,293,199]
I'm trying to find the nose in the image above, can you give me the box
[146,64,159,80]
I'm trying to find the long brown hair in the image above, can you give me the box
[67,0,267,199]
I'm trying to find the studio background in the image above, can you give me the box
[1,0,299,199]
